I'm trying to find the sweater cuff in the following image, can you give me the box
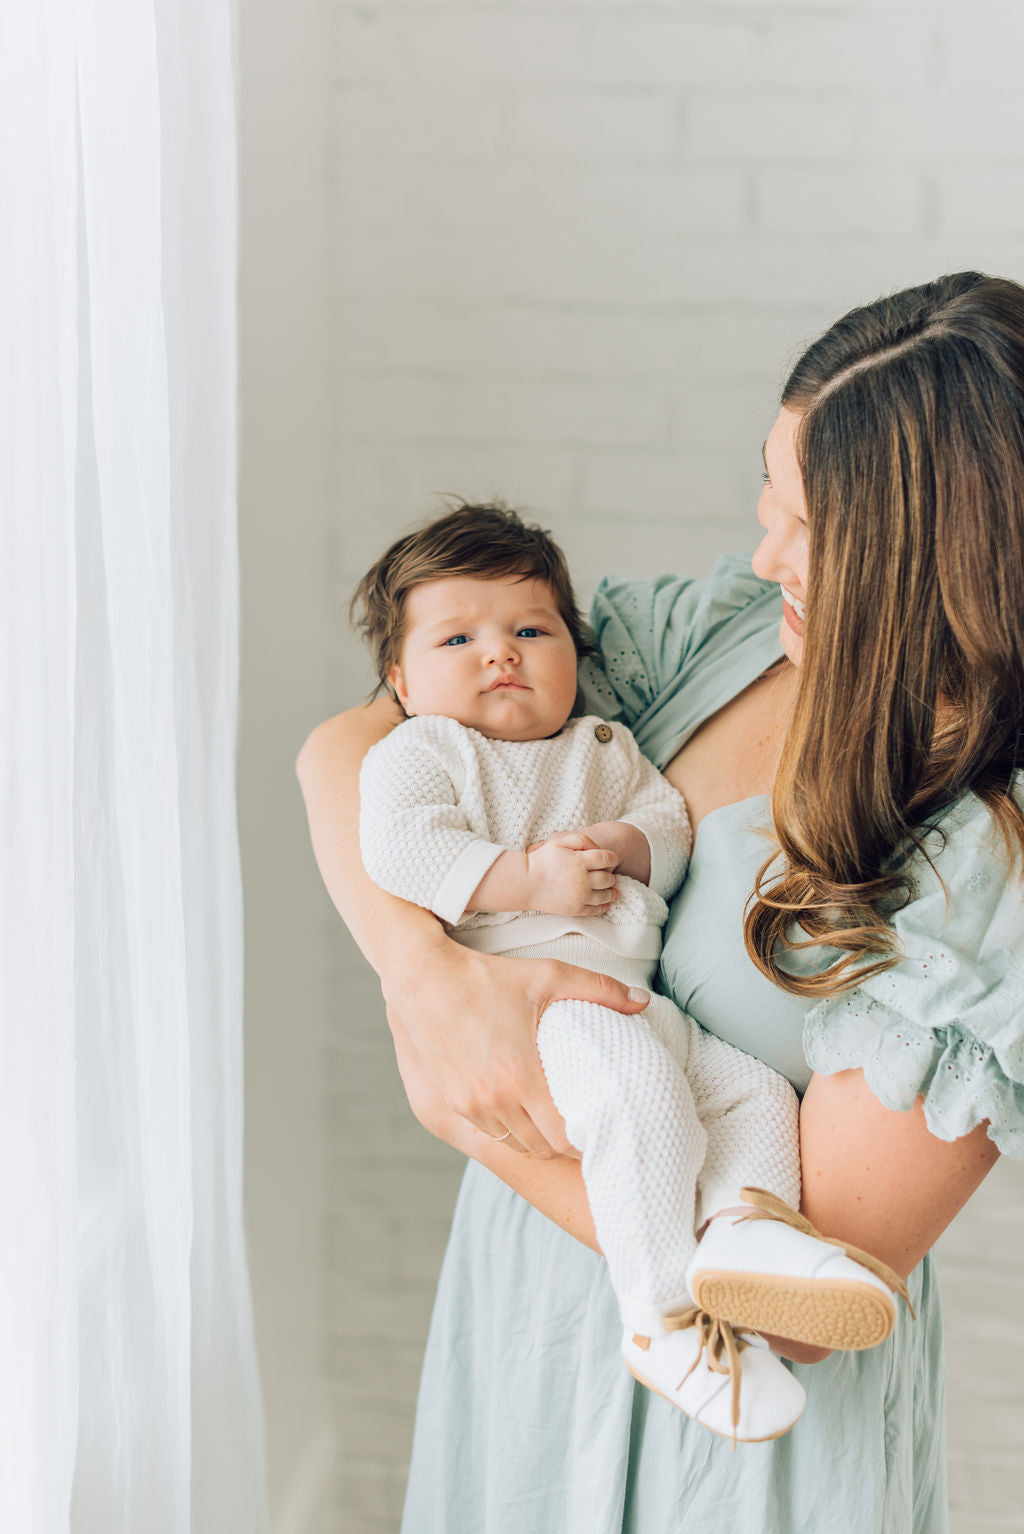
[617,812,669,896]
[433,840,507,925]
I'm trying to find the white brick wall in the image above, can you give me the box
[240,2,1024,1529]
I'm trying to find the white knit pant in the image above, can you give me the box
[516,935,801,1331]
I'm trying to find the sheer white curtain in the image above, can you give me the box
[0,3,267,1530]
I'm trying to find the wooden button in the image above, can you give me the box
[594,722,613,743]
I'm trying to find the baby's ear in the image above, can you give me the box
[387,663,411,712]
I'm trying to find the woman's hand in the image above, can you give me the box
[386,1005,472,1149]
[386,1000,603,1252]
[384,937,650,1157]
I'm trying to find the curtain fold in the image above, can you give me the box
[1,3,267,1529]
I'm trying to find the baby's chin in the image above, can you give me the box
[459,703,573,742]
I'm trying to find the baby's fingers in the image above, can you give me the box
[581,847,618,871]
[587,869,617,890]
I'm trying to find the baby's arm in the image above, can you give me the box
[590,727,692,900]
[360,725,507,922]
[464,832,619,918]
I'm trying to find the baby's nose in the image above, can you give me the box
[485,639,520,664]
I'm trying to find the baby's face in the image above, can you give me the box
[388,574,579,740]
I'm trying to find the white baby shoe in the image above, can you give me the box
[622,1313,806,1444]
[685,1188,914,1352]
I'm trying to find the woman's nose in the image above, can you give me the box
[751,496,786,582]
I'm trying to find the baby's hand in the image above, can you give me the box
[575,821,652,886]
[525,831,619,918]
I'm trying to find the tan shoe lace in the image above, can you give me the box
[733,1186,916,1319]
[662,1306,748,1444]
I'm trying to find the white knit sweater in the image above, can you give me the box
[359,714,692,961]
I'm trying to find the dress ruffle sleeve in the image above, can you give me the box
[803,784,1024,1156]
[577,572,703,728]
[577,556,784,766]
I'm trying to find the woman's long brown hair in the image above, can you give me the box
[746,272,1024,996]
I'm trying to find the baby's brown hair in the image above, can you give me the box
[351,500,596,695]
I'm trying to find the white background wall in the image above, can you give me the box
[238,3,1024,1530]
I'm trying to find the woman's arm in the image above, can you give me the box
[799,1068,999,1274]
[762,1069,1000,1364]
[295,704,650,1158]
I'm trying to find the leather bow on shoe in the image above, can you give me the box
[663,1306,747,1443]
[734,1187,916,1319]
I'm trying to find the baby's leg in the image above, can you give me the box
[535,996,706,1332]
[538,994,809,1442]
[684,1029,906,1350]
[682,1025,801,1226]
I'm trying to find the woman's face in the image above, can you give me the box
[751,406,809,667]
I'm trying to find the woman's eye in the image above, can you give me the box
[442,634,469,646]
[517,627,542,639]
[761,470,771,486]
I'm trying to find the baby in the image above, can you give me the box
[353,502,909,1443]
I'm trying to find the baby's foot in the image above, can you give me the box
[621,1312,805,1444]
[685,1187,914,1351]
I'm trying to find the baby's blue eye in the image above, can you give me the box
[517,627,542,638]
[443,634,469,646]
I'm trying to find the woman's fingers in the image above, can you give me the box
[477,1120,527,1153]
[534,958,651,1014]
[486,1106,551,1158]
[513,1087,580,1158]
[457,1075,575,1158]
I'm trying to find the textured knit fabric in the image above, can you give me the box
[359,714,690,957]
[399,556,988,1534]
[360,712,801,1320]
[524,936,800,1315]
[539,994,801,1312]
[537,987,710,1317]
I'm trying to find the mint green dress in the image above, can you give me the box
[401,556,1024,1534]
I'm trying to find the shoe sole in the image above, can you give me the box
[625,1363,799,1444]
[688,1270,895,1350]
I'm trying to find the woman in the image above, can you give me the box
[298,272,1024,1532]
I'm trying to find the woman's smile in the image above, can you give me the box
[780,585,805,634]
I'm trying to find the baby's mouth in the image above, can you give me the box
[486,675,528,691]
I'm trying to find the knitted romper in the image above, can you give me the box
[359,713,800,1332]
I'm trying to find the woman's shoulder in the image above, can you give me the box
[591,554,775,653]
[804,779,1024,1156]
[582,554,782,734]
